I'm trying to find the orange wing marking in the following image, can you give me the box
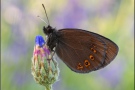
[77,63,83,70]
[84,60,90,67]
[89,55,94,60]
[91,48,97,53]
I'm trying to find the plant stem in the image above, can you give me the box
[45,85,52,90]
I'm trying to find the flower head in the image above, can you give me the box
[31,35,59,90]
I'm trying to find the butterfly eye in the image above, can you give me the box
[43,26,48,35]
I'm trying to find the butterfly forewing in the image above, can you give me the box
[55,29,118,73]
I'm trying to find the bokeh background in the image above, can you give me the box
[1,0,134,90]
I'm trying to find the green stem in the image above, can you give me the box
[45,85,52,90]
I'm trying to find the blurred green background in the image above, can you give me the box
[1,0,134,90]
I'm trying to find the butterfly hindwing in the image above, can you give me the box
[55,29,118,73]
[97,35,119,68]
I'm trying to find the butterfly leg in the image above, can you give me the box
[47,43,56,59]
[50,42,58,59]
[47,48,56,60]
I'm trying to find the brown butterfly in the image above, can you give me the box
[41,4,118,73]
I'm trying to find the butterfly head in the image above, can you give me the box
[43,25,54,35]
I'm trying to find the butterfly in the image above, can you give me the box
[41,4,119,73]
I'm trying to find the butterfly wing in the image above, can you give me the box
[56,29,118,73]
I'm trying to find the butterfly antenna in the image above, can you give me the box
[42,4,50,25]
[37,16,48,25]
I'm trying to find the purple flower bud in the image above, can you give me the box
[35,35,45,47]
